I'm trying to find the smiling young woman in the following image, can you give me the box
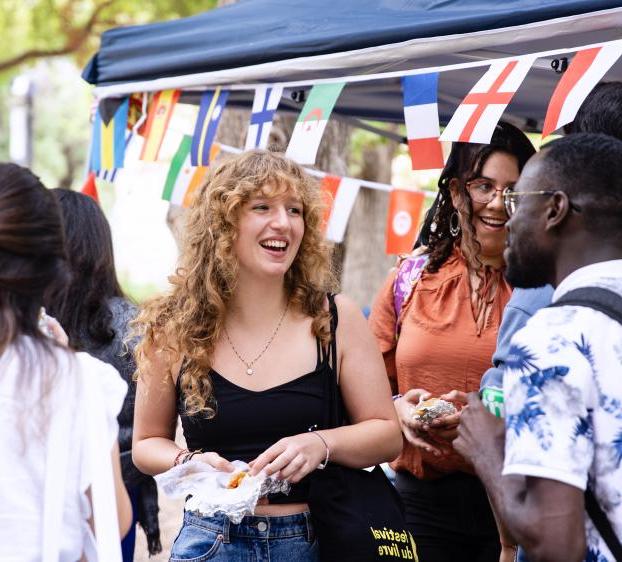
[369,123,535,562]
[131,150,402,561]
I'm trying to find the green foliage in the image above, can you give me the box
[0,0,218,77]
[0,0,217,190]
[32,60,91,189]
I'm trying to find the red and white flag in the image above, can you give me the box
[542,42,622,138]
[385,190,425,255]
[440,57,535,144]
[320,175,360,243]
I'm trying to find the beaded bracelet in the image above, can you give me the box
[183,449,203,464]
[173,448,190,467]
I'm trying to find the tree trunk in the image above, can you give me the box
[340,140,398,309]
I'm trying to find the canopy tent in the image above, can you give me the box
[83,0,622,132]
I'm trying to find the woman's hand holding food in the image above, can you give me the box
[192,452,236,473]
[425,390,469,442]
[394,389,449,456]
[249,432,328,483]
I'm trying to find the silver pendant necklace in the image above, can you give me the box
[223,302,289,375]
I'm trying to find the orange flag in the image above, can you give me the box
[320,175,341,232]
[385,189,425,254]
[81,172,99,204]
[140,89,181,161]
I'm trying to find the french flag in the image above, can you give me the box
[401,73,444,170]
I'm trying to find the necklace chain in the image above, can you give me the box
[224,303,289,375]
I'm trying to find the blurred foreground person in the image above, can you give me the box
[46,189,161,560]
[132,150,402,561]
[0,164,131,561]
[455,134,622,562]
[370,122,535,562]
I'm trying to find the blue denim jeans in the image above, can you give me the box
[170,511,319,562]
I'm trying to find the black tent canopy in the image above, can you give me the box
[84,0,622,131]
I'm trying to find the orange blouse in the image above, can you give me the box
[369,247,511,479]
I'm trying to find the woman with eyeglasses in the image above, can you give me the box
[369,122,535,562]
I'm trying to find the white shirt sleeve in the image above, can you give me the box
[77,353,127,492]
[502,306,597,490]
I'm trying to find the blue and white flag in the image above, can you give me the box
[245,85,283,150]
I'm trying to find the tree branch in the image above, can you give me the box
[0,0,116,73]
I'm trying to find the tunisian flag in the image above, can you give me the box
[385,190,425,255]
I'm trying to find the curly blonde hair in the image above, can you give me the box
[134,150,336,416]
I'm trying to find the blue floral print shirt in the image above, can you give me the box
[503,260,622,562]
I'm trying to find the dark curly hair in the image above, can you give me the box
[45,189,124,350]
[421,122,535,274]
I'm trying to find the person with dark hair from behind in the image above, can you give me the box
[455,133,622,562]
[0,164,131,560]
[480,81,622,411]
[45,189,161,560]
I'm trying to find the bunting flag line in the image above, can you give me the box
[245,85,283,150]
[440,56,535,144]
[385,190,425,255]
[163,136,220,207]
[95,132,134,183]
[140,89,181,161]
[90,97,129,171]
[191,88,229,166]
[320,175,360,243]
[81,172,100,204]
[286,83,345,164]
[542,42,622,138]
[401,73,444,170]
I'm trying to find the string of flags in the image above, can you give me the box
[87,38,622,254]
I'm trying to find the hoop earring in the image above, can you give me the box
[449,211,461,237]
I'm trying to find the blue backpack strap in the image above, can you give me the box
[392,253,429,337]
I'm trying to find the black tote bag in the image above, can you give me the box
[307,295,419,562]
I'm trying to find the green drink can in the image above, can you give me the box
[481,387,505,418]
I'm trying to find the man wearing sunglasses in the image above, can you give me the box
[454,133,622,562]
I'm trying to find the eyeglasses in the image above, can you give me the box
[466,179,515,206]
[502,190,582,217]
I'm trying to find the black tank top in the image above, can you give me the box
[176,303,337,503]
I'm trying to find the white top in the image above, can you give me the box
[503,260,622,562]
[0,337,127,562]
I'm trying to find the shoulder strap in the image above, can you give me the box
[323,293,342,429]
[586,488,622,559]
[548,287,622,558]
[327,293,338,377]
[549,287,622,325]
[393,254,428,337]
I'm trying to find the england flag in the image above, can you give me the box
[245,85,284,150]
